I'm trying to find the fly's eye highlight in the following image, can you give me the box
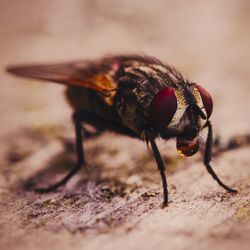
[195,84,213,118]
[150,87,177,127]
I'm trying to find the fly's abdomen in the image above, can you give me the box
[66,87,95,112]
[65,87,119,121]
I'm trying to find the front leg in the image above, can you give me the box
[203,121,237,193]
[146,132,169,207]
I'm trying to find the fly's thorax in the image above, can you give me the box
[115,63,169,135]
[115,79,162,135]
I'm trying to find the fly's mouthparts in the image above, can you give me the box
[177,138,200,157]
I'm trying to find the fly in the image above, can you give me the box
[6,55,237,206]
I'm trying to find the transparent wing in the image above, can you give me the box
[6,60,117,92]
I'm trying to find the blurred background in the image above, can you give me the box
[1,0,250,137]
[0,1,249,250]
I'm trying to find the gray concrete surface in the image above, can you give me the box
[0,1,249,250]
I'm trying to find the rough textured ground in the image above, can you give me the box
[0,1,249,250]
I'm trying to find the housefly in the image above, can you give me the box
[7,55,237,206]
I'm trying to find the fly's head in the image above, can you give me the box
[149,83,213,157]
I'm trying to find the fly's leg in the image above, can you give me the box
[35,111,85,193]
[204,121,237,193]
[34,109,135,193]
[147,134,168,207]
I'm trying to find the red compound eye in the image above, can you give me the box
[150,87,177,127]
[195,84,213,118]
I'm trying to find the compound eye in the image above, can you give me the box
[150,87,177,127]
[195,84,213,118]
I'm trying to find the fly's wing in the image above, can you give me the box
[6,59,118,93]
